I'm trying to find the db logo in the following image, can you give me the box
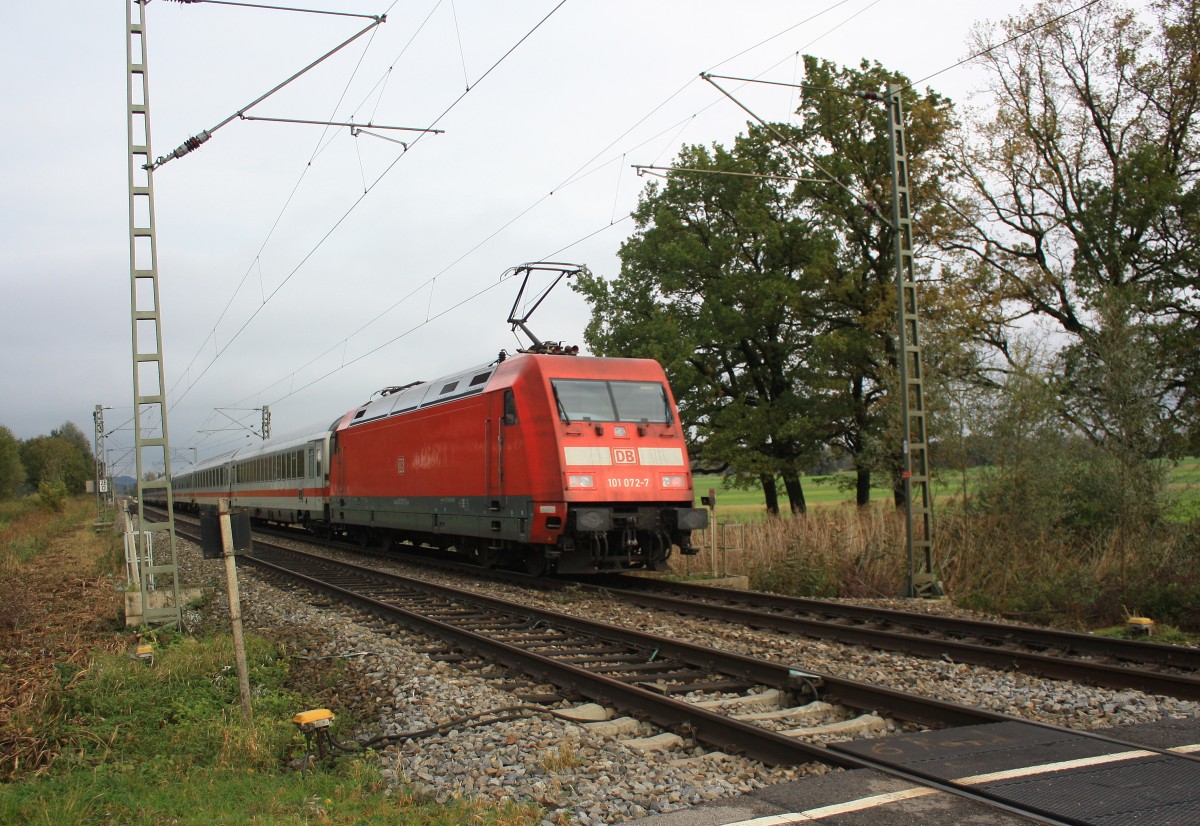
[612,448,637,465]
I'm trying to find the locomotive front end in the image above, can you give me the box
[545,368,707,574]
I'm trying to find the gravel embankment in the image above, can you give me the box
[175,537,1199,824]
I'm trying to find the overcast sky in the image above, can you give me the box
[0,0,1044,476]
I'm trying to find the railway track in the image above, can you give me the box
[157,506,1200,703]
[228,537,1003,762]
[167,521,1200,825]
[376,551,1200,700]
[152,508,1200,700]
[581,573,1200,701]
[291,539,1200,701]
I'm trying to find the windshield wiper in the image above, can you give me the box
[553,385,572,424]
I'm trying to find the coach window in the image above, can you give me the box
[503,389,518,425]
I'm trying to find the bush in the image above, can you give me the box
[36,481,67,512]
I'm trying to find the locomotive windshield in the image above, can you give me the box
[550,379,672,424]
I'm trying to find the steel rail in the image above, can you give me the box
[573,578,1200,701]
[611,576,1200,670]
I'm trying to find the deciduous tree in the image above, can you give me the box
[576,128,833,514]
[576,58,962,510]
[947,0,1200,464]
[0,425,25,499]
[21,429,91,495]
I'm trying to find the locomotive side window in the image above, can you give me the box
[551,379,671,424]
[503,389,518,425]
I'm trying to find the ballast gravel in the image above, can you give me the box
[173,538,1199,824]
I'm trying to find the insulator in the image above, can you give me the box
[171,130,211,160]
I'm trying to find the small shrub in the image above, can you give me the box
[37,481,67,512]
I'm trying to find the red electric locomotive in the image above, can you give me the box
[328,349,706,573]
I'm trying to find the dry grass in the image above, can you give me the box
[673,505,1200,628]
[538,734,581,773]
[678,506,909,597]
[0,496,125,780]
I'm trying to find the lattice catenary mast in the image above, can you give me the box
[883,84,939,599]
[125,0,183,626]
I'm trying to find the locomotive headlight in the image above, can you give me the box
[567,473,595,489]
[660,474,687,489]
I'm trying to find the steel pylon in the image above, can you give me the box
[125,0,183,626]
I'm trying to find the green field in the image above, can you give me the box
[695,457,1200,519]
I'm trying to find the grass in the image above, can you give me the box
[1166,457,1200,521]
[695,457,1200,518]
[1091,623,1192,645]
[538,735,582,773]
[693,473,891,514]
[0,497,83,573]
[0,629,542,825]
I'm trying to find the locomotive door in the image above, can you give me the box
[485,392,504,504]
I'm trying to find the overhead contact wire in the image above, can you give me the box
[224,0,875,415]
[177,1,569,416]
[170,11,390,402]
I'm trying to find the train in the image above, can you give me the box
[151,348,707,574]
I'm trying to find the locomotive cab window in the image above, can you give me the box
[503,389,518,425]
[550,379,672,424]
